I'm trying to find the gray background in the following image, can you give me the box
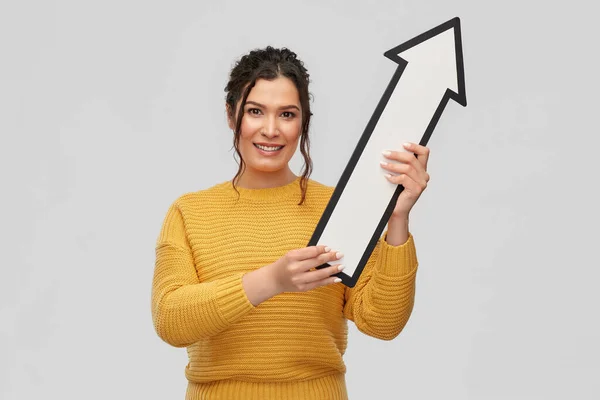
[2,0,599,399]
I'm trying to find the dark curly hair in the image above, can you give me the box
[224,46,313,205]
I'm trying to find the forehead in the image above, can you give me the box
[246,77,300,106]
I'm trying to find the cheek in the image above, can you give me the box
[239,121,251,140]
[236,121,253,157]
[239,116,260,138]
[283,121,302,142]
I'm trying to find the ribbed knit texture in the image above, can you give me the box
[151,176,419,400]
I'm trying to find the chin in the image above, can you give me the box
[240,148,291,172]
[248,160,289,173]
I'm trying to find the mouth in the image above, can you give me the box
[253,143,285,152]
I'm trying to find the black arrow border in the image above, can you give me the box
[307,17,467,288]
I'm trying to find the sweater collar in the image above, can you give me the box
[222,176,303,203]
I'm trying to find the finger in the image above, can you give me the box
[299,249,343,272]
[302,274,343,291]
[380,159,412,175]
[385,172,427,192]
[304,263,344,283]
[289,245,330,261]
[402,142,430,170]
[384,144,428,172]
[381,161,422,184]
[382,149,422,171]
[381,155,429,185]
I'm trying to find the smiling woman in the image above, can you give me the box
[151,46,423,400]
[228,77,304,189]
[225,47,314,202]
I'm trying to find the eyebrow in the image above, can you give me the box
[245,101,300,112]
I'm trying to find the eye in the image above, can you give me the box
[247,108,262,115]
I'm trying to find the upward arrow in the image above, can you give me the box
[384,16,467,138]
[309,17,467,287]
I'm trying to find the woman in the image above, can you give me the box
[151,46,430,399]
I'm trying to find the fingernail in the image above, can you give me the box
[338,265,345,271]
[336,252,344,259]
[382,150,391,156]
[324,246,331,252]
[334,278,342,283]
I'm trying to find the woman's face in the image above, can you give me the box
[229,76,302,176]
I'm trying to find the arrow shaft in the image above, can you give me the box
[309,18,466,287]
[315,64,448,278]
[371,62,449,149]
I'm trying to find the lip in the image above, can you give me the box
[254,142,285,147]
[253,143,284,156]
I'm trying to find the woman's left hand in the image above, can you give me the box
[380,142,431,218]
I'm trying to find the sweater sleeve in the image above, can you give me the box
[343,230,418,341]
[151,200,256,347]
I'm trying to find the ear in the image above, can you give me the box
[226,103,236,131]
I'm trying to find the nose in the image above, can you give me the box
[261,115,279,138]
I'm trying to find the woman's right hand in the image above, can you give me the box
[268,245,345,294]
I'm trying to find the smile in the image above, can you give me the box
[254,143,284,152]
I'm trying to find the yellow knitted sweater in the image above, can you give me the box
[151,176,418,400]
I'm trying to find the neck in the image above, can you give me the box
[235,167,298,189]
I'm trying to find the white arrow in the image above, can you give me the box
[308,17,467,287]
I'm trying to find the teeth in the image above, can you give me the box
[255,144,283,151]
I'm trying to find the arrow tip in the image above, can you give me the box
[385,17,466,107]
